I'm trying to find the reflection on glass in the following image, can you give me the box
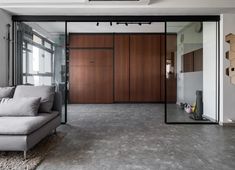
[166,22,218,123]
[16,22,66,123]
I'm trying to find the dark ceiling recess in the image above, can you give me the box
[89,0,139,1]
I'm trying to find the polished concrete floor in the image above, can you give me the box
[37,104,235,170]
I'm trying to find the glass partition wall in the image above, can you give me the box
[12,17,220,124]
[166,22,219,123]
[14,22,67,123]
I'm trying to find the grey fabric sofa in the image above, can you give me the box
[0,90,62,159]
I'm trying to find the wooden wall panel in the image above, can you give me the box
[70,49,113,67]
[69,34,113,48]
[69,66,95,103]
[167,35,177,103]
[69,48,113,103]
[130,34,161,102]
[114,34,130,102]
[160,35,166,102]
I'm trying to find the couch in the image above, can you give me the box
[0,86,62,159]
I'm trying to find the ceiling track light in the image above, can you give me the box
[115,22,152,26]
[95,22,151,27]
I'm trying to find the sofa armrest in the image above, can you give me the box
[52,91,62,115]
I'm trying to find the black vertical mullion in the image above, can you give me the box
[217,21,220,123]
[164,21,167,124]
[12,21,15,86]
[62,21,68,124]
[113,33,115,103]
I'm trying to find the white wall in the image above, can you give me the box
[220,14,235,124]
[0,9,11,87]
[203,22,218,121]
[183,72,203,104]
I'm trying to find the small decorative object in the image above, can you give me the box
[184,104,192,113]
[225,33,235,85]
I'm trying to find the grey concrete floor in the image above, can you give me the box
[167,104,213,123]
[37,104,235,170]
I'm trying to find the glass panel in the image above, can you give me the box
[44,51,52,73]
[33,34,42,44]
[166,22,218,123]
[44,41,52,49]
[15,22,67,123]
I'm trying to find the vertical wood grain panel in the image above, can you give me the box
[166,35,177,103]
[69,49,113,103]
[69,34,113,48]
[160,35,166,102]
[130,34,161,102]
[114,34,130,102]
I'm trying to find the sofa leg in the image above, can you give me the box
[24,151,27,160]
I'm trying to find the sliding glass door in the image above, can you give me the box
[165,21,219,123]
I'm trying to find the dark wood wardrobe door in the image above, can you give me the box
[130,34,161,102]
[114,34,130,102]
[69,49,113,103]
[69,66,95,103]
[160,35,166,102]
[164,34,177,103]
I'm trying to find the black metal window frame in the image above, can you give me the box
[12,15,220,125]
[22,29,55,85]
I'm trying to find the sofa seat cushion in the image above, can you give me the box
[0,111,59,135]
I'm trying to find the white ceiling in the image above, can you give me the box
[1,0,235,15]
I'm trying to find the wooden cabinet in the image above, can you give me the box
[69,33,177,104]
[130,34,161,102]
[183,52,194,72]
[114,34,130,102]
[69,34,113,104]
[69,34,113,48]
[161,35,177,103]
[182,48,203,72]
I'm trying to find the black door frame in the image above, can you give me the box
[12,15,220,124]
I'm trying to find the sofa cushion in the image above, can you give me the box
[0,97,41,116]
[0,111,59,135]
[0,87,15,101]
[14,85,55,113]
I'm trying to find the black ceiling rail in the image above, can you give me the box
[12,15,220,22]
